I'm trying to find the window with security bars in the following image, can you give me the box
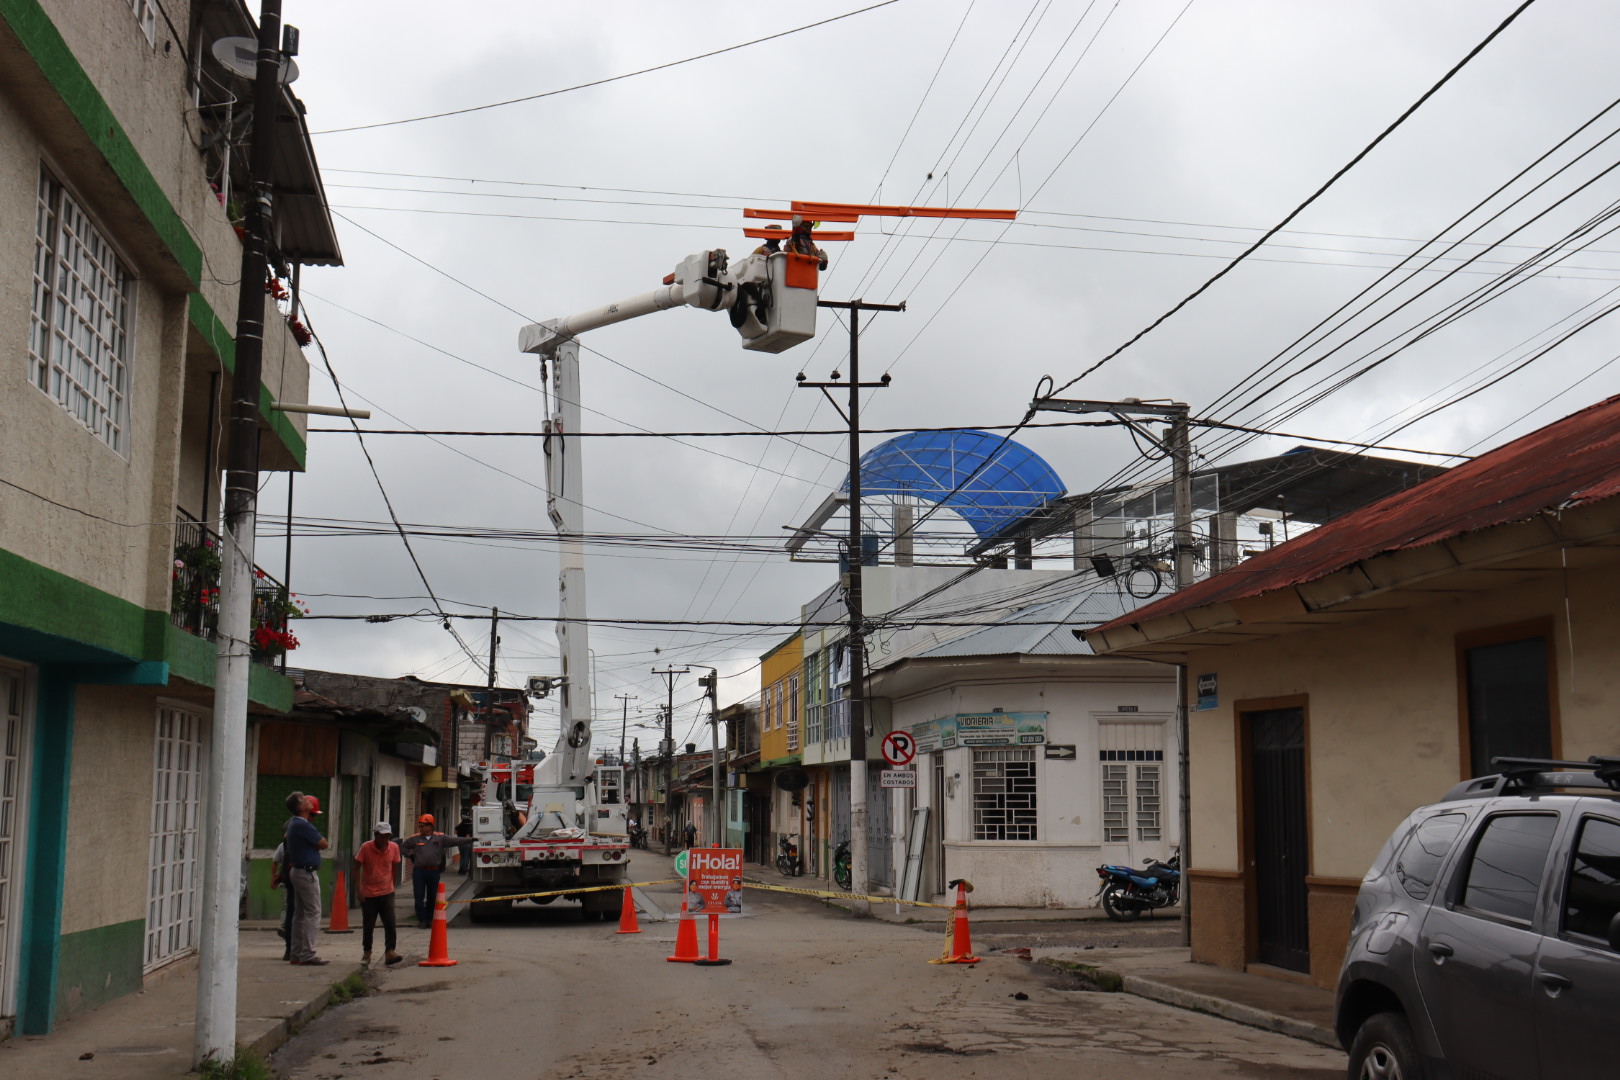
[1102,752,1163,843]
[30,168,135,454]
[973,748,1037,841]
[785,673,800,751]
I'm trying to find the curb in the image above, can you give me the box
[1038,959,1340,1049]
[243,966,365,1060]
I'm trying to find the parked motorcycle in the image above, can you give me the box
[628,825,648,849]
[832,839,852,891]
[1095,852,1181,921]
[776,834,804,877]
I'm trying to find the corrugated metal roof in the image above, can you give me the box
[920,587,1141,658]
[1089,393,1620,636]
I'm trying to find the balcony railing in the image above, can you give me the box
[171,512,298,666]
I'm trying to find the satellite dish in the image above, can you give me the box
[404,707,428,724]
[211,37,299,84]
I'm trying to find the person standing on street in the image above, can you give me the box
[683,819,696,849]
[285,793,330,965]
[353,821,403,966]
[400,814,475,929]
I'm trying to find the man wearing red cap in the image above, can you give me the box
[400,813,475,928]
[285,792,330,965]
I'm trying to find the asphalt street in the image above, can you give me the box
[270,861,1347,1080]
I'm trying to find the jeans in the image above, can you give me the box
[360,894,397,954]
[289,868,322,962]
[412,865,443,926]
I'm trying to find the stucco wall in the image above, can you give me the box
[887,665,1177,907]
[1187,560,1620,882]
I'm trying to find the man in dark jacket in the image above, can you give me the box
[400,814,475,928]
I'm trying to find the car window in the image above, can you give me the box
[1458,813,1558,924]
[1562,817,1620,946]
[1396,813,1465,900]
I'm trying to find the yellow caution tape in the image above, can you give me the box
[450,878,682,905]
[738,878,954,909]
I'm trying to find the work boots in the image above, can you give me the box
[385,950,402,966]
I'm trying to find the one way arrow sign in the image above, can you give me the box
[1044,745,1077,760]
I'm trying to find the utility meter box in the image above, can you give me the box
[738,252,817,353]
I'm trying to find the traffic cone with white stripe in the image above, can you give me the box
[615,885,642,934]
[930,879,980,965]
[666,895,700,962]
[418,882,458,967]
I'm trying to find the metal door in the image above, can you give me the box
[830,769,851,881]
[866,771,894,888]
[146,704,206,970]
[1249,707,1309,972]
[0,665,31,1025]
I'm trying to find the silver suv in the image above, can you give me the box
[1335,757,1620,1080]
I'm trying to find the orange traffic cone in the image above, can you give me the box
[418,882,458,967]
[930,879,979,965]
[615,886,642,934]
[326,870,353,933]
[666,897,700,962]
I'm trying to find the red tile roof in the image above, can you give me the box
[1088,394,1620,636]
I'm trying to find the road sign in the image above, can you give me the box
[686,848,745,914]
[881,731,917,767]
[880,769,916,789]
[674,850,689,878]
[1044,745,1077,760]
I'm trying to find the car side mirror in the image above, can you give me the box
[1608,912,1620,953]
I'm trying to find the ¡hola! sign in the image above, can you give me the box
[685,848,745,915]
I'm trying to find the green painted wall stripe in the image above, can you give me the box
[0,547,149,659]
[0,0,201,284]
[53,919,144,1022]
[17,669,74,1034]
[188,294,309,469]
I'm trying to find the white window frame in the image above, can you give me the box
[126,0,158,43]
[972,747,1038,841]
[0,663,34,1027]
[29,166,136,455]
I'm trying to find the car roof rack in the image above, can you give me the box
[1439,757,1620,802]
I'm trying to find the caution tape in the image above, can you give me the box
[738,878,954,909]
[449,878,682,905]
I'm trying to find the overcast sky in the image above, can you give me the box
[261,0,1620,749]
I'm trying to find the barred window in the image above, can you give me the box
[1102,752,1163,843]
[30,168,134,454]
[973,748,1037,841]
[785,673,800,752]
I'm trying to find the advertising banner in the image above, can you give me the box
[912,712,1046,751]
[686,847,745,914]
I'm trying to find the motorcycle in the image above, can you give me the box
[776,834,804,877]
[832,839,852,891]
[628,824,648,849]
[1095,852,1181,921]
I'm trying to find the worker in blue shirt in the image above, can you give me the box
[285,793,330,965]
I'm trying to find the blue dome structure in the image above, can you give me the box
[843,429,1065,538]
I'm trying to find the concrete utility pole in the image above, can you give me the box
[616,693,637,765]
[1028,396,1194,948]
[652,666,688,852]
[196,1,284,1066]
[798,298,901,916]
[691,666,721,845]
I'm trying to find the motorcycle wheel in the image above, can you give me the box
[777,856,794,878]
[834,863,852,891]
[1101,885,1141,922]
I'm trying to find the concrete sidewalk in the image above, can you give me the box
[0,875,475,1079]
[1034,945,1340,1049]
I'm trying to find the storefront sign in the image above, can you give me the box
[1196,672,1218,711]
[909,712,1047,751]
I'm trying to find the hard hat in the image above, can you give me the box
[305,795,322,815]
[374,821,393,835]
[418,814,435,825]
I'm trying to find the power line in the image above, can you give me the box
[312,2,904,135]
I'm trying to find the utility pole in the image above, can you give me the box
[196,2,285,1066]
[653,666,688,852]
[1029,396,1194,947]
[483,607,500,759]
[692,667,720,845]
[616,693,637,766]
[797,297,901,916]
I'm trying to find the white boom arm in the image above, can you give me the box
[513,248,819,814]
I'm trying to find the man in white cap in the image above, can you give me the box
[353,821,403,966]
